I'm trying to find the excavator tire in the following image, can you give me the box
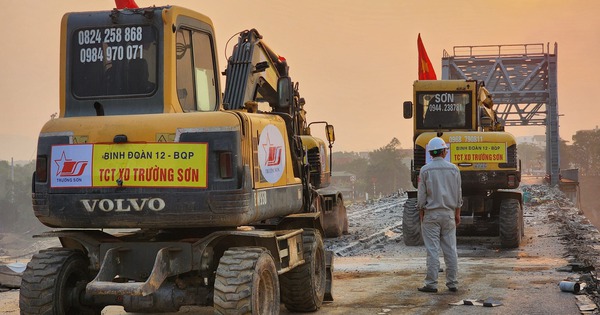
[402,197,423,246]
[214,247,279,315]
[280,229,326,312]
[20,248,101,315]
[499,198,522,248]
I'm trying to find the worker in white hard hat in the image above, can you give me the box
[417,137,463,293]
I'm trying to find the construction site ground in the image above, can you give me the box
[2,177,600,314]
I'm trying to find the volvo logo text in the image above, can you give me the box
[80,198,166,212]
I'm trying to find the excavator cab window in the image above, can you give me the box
[71,25,158,98]
[176,28,219,112]
[416,92,472,130]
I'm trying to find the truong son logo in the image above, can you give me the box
[51,144,93,187]
[258,124,285,183]
[54,151,88,177]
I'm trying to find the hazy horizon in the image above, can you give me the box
[1,0,597,161]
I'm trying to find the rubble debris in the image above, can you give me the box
[0,262,25,289]
[576,295,598,312]
[526,184,600,312]
[450,298,503,307]
[325,194,406,257]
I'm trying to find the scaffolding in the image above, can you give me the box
[442,43,560,186]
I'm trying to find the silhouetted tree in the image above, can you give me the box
[332,152,369,199]
[517,142,544,174]
[0,160,43,233]
[367,138,411,196]
[571,129,600,176]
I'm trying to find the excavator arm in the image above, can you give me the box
[222,29,289,111]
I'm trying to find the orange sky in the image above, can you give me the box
[1,0,598,161]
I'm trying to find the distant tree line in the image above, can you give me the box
[517,142,545,175]
[333,138,412,199]
[516,129,600,177]
[0,161,45,233]
[562,129,600,176]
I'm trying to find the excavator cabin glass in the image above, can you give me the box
[416,91,473,130]
[176,28,219,112]
[71,25,158,98]
[253,47,280,108]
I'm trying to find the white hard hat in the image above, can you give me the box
[427,137,447,152]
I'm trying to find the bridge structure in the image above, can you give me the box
[441,43,560,185]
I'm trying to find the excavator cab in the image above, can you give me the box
[63,6,221,118]
[403,80,476,133]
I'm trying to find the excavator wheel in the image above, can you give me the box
[402,197,423,246]
[20,248,101,315]
[280,228,326,312]
[214,247,280,315]
[499,198,523,248]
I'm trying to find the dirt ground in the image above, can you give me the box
[2,183,600,314]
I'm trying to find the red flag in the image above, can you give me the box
[115,0,139,9]
[417,34,437,80]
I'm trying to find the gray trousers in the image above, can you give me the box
[421,209,458,289]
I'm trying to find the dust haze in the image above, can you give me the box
[1,0,600,161]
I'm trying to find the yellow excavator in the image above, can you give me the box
[21,3,346,314]
[403,80,523,248]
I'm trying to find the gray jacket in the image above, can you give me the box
[417,157,463,212]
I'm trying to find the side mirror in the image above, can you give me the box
[277,76,294,109]
[326,124,335,144]
[403,101,413,119]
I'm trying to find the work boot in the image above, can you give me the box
[417,286,438,293]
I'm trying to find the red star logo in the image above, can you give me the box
[54,151,88,177]
[262,131,282,167]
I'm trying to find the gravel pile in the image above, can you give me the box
[523,184,600,309]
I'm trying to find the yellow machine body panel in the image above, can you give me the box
[244,113,302,189]
[300,135,331,189]
[40,111,239,143]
